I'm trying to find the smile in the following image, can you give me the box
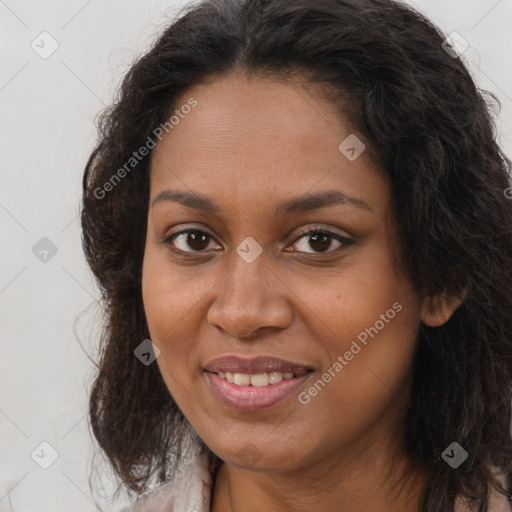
[203,356,314,411]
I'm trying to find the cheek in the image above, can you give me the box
[296,245,420,427]
[141,250,191,376]
[141,247,218,399]
[141,246,211,339]
[301,297,419,440]
[296,242,416,355]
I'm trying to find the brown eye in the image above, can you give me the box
[164,229,220,253]
[289,229,352,254]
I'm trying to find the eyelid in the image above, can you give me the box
[290,224,353,243]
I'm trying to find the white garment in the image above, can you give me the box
[121,448,510,512]
[120,448,212,512]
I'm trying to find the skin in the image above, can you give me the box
[141,72,460,512]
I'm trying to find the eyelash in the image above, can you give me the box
[159,227,353,257]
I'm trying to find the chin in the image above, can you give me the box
[205,433,308,471]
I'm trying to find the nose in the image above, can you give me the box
[206,251,293,339]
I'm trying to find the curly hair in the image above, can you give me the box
[81,0,512,509]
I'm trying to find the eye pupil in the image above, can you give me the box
[309,232,331,252]
[188,230,209,251]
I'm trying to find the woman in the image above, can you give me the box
[81,0,512,510]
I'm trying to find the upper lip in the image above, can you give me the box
[204,356,313,375]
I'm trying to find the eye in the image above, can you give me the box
[161,229,221,253]
[159,226,352,256]
[287,228,352,254]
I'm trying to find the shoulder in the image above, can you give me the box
[120,449,214,512]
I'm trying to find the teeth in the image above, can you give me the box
[250,373,269,386]
[268,372,283,384]
[217,371,296,386]
[233,373,251,386]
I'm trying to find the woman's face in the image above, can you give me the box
[142,73,426,471]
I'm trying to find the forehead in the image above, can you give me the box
[149,73,387,209]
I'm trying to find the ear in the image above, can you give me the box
[420,290,465,327]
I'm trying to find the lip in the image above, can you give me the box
[204,355,313,375]
[204,371,313,411]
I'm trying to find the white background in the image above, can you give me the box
[1,0,511,510]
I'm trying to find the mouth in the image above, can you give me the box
[203,356,314,411]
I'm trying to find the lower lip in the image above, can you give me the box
[204,371,312,411]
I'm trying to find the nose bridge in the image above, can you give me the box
[223,248,271,308]
[207,246,292,337]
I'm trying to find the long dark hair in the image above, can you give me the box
[81,0,512,509]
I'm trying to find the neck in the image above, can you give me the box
[210,428,427,512]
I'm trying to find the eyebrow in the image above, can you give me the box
[275,190,371,216]
[150,189,372,215]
